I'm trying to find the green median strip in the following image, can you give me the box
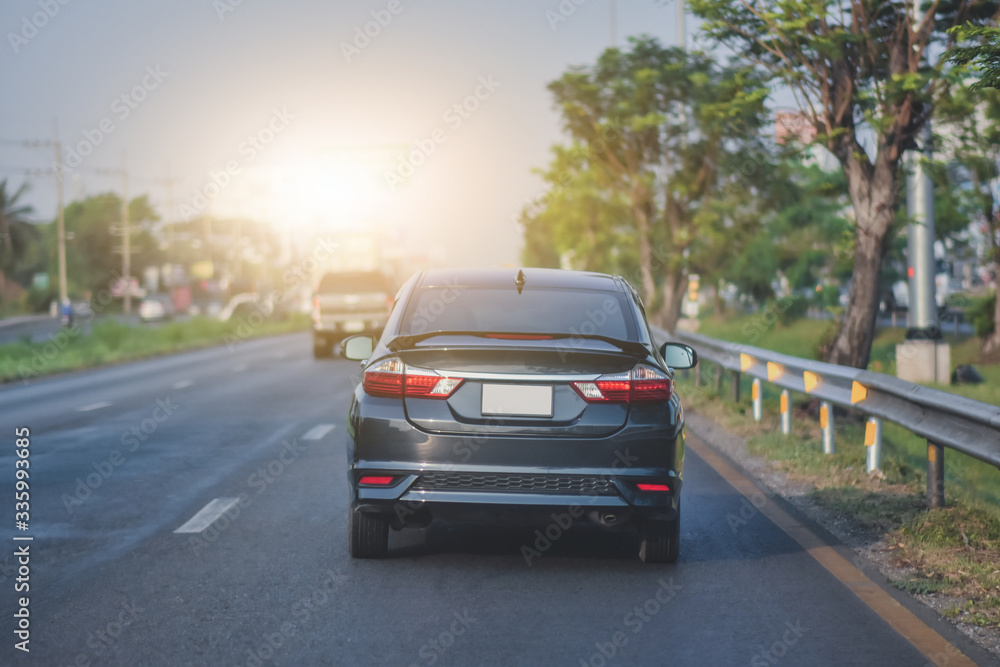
[0,314,310,383]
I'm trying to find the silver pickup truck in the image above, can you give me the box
[312,271,394,358]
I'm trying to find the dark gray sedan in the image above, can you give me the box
[341,268,696,563]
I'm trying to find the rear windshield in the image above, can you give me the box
[399,287,635,339]
[317,272,390,293]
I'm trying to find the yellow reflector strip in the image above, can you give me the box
[803,371,819,393]
[928,444,937,462]
[780,392,788,413]
[851,381,868,404]
[820,405,828,429]
[752,382,759,400]
[740,353,753,371]
[767,362,782,381]
[864,421,876,447]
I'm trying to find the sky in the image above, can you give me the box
[0,0,693,268]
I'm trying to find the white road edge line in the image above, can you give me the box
[172,380,193,389]
[77,401,112,412]
[174,498,240,534]
[303,424,336,441]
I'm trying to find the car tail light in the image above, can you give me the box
[312,296,321,323]
[572,365,671,404]
[362,357,463,399]
[637,483,671,492]
[359,475,396,486]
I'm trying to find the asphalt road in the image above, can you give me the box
[0,332,991,666]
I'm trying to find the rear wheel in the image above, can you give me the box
[639,503,680,564]
[349,508,389,559]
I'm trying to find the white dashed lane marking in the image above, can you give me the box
[77,402,112,412]
[174,498,240,534]
[172,380,193,389]
[303,424,336,441]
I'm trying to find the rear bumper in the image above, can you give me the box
[350,464,681,528]
[314,313,387,334]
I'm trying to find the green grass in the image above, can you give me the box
[0,314,309,383]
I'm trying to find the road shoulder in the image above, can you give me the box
[685,409,1000,666]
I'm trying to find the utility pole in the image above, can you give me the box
[906,128,938,337]
[677,0,685,50]
[52,120,68,307]
[121,152,132,315]
[610,0,616,47]
[897,4,949,384]
[154,167,181,267]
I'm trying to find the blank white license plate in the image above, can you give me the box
[481,384,553,417]
[343,320,365,332]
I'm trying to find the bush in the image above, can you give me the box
[776,294,810,325]
[968,291,996,338]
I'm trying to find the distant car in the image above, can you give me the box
[341,268,697,562]
[139,294,175,322]
[312,270,394,358]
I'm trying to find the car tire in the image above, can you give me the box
[349,508,389,559]
[638,503,680,564]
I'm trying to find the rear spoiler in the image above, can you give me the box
[387,331,650,357]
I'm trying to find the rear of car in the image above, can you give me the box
[342,268,695,563]
[139,294,174,322]
[312,270,393,358]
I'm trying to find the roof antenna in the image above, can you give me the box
[515,269,526,294]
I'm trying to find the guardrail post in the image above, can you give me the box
[820,401,834,454]
[780,390,791,435]
[865,417,882,474]
[713,366,723,393]
[927,442,945,508]
[752,379,762,422]
[731,370,741,403]
[694,365,702,387]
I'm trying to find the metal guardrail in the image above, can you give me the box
[653,327,1000,507]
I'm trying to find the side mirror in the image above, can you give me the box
[341,335,375,361]
[659,342,697,369]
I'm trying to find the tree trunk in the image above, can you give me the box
[825,147,897,369]
[984,218,1000,355]
[827,231,887,367]
[634,205,656,305]
[659,268,688,333]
